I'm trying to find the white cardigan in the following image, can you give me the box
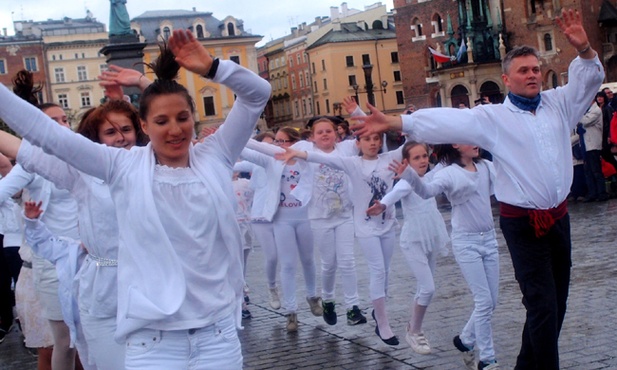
[0,60,271,340]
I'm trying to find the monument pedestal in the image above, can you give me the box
[99,34,147,99]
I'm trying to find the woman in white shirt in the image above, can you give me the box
[0,30,271,369]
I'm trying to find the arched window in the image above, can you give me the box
[479,81,503,103]
[196,25,204,39]
[227,23,235,36]
[432,14,443,34]
[413,18,423,37]
[546,70,559,89]
[544,33,553,51]
[163,27,171,39]
[451,84,470,108]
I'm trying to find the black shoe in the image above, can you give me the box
[322,301,337,325]
[242,309,252,319]
[371,310,399,346]
[478,361,499,369]
[346,305,367,325]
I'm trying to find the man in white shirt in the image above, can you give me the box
[352,9,604,370]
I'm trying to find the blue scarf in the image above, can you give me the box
[508,92,541,112]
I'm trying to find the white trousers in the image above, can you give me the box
[273,218,316,314]
[252,222,277,288]
[357,229,396,300]
[79,307,125,369]
[124,314,242,370]
[401,243,437,306]
[312,216,360,309]
[452,229,500,363]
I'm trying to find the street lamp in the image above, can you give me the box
[352,64,388,106]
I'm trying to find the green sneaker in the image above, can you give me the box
[346,305,367,326]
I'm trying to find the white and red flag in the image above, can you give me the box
[428,47,455,63]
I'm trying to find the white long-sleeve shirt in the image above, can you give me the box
[401,55,604,209]
[0,60,271,341]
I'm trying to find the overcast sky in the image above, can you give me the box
[1,0,394,46]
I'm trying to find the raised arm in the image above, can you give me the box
[0,84,119,182]
[245,138,285,157]
[399,166,451,199]
[240,148,275,169]
[0,131,22,160]
[0,164,34,203]
[23,201,70,265]
[169,29,271,165]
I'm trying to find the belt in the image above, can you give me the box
[89,254,118,267]
[500,200,567,238]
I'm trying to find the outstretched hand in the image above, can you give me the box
[366,200,386,216]
[341,96,359,115]
[99,65,150,91]
[24,200,43,219]
[388,159,408,179]
[274,147,306,164]
[555,9,591,53]
[169,29,214,76]
[351,102,402,137]
[101,82,124,101]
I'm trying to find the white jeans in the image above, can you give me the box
[357,229,396,300]
[124,314,242,370]
[452,229,499,363]
[401,243,437,306]
[273,218,316,314]
[79,307,125,369]
[252,222,277,288]
[312,216,360,309]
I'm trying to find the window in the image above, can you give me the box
[346,56,354,67]
[196,25,204,38]
[163,27,171,39]
[55,68,65,83]
[75,53,79,59]
[294,101,299,117]
[283,77,288,89]
[391,52,399,63]
[203,96,216,116]
[24,57,38,72]
[544,33,553,51]
[411,18,426,41]
[396,91,405,105]
[227,23,235,36]
[432,14,443,34]
[289,57,293,68]
[321,60,326,71]
[77,66,88,81]
[323,79,327,90]
[82,53,85,58]
[312,62,316,74]
[314,81,318,93]
[59,54,63,60]
[80,92,92,107]
[297,54,301,65]
[58,94,69,109]
[230,56,240,64]
[393,71,401,82]
[291,75,296,89]
[307,98,312,114]
[302,99,307,116]
[52,55,56,61]
[299,72,304,87]
[0,59,6,74]
[348,75,357,86]
[99,64,108,75]
[362,54,370,66]
[316,101,320,115]
[281,56,286,66]
[305,72,309,87]
[325,99,330,114]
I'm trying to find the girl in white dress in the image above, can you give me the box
[0,30,271,369]
[397,144,500,370]
[366,142,449,354]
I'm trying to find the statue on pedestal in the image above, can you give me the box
[109,0,131,36]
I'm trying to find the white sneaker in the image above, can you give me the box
[269,287,281,310]
[405,331,431,354]
[286,313,298,332]
[306,296,323,316]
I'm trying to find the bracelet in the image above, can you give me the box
[204,58,220,79]
[577,43,591,54]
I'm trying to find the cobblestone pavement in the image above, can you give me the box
[1,199,616,369]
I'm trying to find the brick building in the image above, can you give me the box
[0,32,47,102]
[393,0,610,108]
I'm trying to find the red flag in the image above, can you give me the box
[428,47,454,63]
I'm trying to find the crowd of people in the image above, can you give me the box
[0,8,608,370]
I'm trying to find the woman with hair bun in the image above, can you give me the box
[0,29,271,368]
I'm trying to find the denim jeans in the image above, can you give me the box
[500,214,571,370]
[451,229,499,363]
[125,314,242,370]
